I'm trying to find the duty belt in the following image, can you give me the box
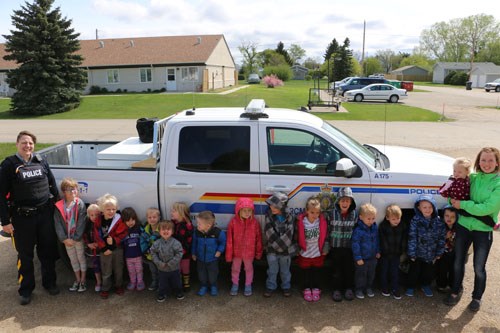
[14,201,49,217]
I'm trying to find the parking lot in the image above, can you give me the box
[0,85,499,332]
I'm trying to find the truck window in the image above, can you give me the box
[178,126,250,172]
[267,127,344,175]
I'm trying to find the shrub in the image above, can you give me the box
[305,75,312,81]
[115,88,122,93]
[159,88,166,92]
[444,71,456,85]
[262,74,284,88]
[450,72,468,86]
[262,65,293,81]
[89,85,102,95]
[238,74,245,80]
[100,87,108,94]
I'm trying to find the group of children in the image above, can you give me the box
[53,156,467,303]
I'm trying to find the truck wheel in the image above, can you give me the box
[389,95,399,103]
[496,86,500,92]
[354,94,363,102]
[485,89,490,92]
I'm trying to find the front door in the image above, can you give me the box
[166,68,176,91]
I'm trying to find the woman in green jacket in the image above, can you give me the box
[444,147,500,312]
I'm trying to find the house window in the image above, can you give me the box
[140,68,152,82]
[181,67,199,81]
[107,69,119,83]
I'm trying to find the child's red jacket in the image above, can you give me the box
[225,197,263,261]
[94,213,128,252]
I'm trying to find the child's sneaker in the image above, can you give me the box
[136,282,145,291]
[210,286,218,296]
[197,286,208,296]
[100,290,109,299]
[115,287,125,295]
[436,286,448,293]
[176,292,185,300]
[156,294,166,302]
[355,290,365,299]
[344,289,354,301]
[366,288,375,298]
[421,285,433,297]
[468,299,481,312]
[392,290,402,300]
[312,288,321,302]
[126,283,136,291]
[405,288,415,297]
[264,289,273,297]
[282,289,291,297]
[148,282,158,291]
[244,285,252,296]
[94,284,102,292]
[332,290,342,302]
[381,288,390,297]
[303,288,313,302]
[77,282,87,292]
[69,281,79,292]
[230,284,239,296]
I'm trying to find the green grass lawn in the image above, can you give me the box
[0,80,441,121]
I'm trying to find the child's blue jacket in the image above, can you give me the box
[192,226,226,263]
[352,220,379,261]
[407,195,446,263]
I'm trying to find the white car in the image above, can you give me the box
[345,83,408,103]
[484,78,500,92]
[330,77,352,89]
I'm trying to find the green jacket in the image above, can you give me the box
[459,172,500,232]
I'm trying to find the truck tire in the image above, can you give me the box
[496,86,500,92]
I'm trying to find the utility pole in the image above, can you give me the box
[361,20,366,76]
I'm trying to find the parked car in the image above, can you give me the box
[337,77,388,96]
[344,83,408,103]
[330,77,353,89]
[369,73,385,78]
[247,73,261,84]
[484,78,500,92]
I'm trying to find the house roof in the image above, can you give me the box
[470,63,500,75]
[433,62,495,70]
[390,65,428,74]
[0,34,233,70]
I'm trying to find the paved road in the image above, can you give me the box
[0,86,499,332]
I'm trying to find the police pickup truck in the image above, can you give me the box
[39,99,453,226]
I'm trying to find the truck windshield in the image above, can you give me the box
[322,121,377,168]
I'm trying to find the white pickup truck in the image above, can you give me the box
[39,99,453,226]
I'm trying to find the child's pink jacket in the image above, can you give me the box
[225,197,263,261]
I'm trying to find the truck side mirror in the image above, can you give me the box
[333,158,358,178]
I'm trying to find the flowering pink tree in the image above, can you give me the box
[262,74,284,88]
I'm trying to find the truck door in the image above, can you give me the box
[160,123,260,229]
[259,125,371,218]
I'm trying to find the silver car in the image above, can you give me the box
[484,78,500,92]
[345,83,408,103]
[247,73,260,84]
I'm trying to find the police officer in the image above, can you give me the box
[0,130,60,305]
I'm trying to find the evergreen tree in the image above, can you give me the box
[3,0,85,115]
[332,38,353,80]
[275,42,293,66]
[324,38,339,60]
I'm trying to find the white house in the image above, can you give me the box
[0,34,237,96]
[469,63,500,88]
[432,62,497,85]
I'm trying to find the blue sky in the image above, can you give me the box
[1,0,498,64]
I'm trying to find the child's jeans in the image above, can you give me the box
[158,269,182,297]
[231,257,254,286]
[380,255,400,292]
[266,253,292,290]
[144,258,159,286]
[435,251,455,289]
[329,247,355,291]
[65,240,87,272]
[407,258,434,288]
[197,259,219,287]
[355,257,377,291]
[126,256,143,285]
[100,248,124,292]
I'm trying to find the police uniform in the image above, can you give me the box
[0,153,59,299]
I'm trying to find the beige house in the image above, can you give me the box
[0,34,237,96]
